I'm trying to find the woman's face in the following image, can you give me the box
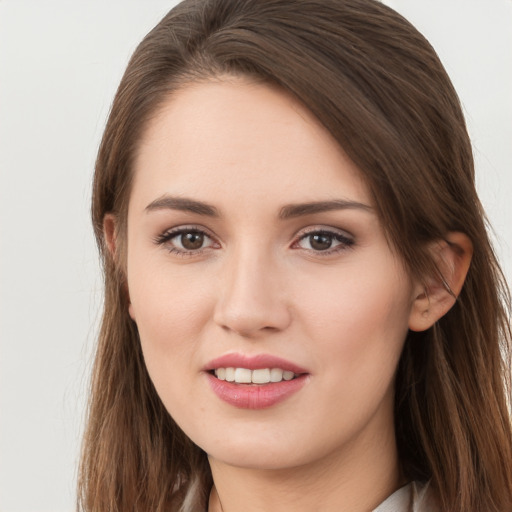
[125,78,420,470]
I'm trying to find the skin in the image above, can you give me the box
[112,78,472,512]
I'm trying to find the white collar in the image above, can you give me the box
[373,481,436,512]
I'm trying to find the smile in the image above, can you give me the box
[205,354,309,409]
[213,367,298,384]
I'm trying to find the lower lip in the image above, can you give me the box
[206,373,308,409]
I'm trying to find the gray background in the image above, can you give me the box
[1,1,510,510]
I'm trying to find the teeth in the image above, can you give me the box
[270,368,283,382]
[234,368,252,384]
[225,367,235,382]
[283,370,295,381]
[214,367,298,384]
[252,368,270,384]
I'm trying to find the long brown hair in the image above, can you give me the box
[79,1,512,511]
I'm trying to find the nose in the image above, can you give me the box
[213,248,292,337]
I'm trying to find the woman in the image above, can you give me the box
[79,0,512,511]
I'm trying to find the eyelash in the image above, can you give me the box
[153,225,355,257]
[153,226,217,257]
[292,228,355,255]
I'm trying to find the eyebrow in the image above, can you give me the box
[278,199,372,219]
[145,196,220,217]
[144,195,372,218]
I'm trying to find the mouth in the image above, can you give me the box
[204,354,309,409]
[210,367,300,384]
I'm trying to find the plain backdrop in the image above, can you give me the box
[0,1,511,510]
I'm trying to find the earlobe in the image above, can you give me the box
[409,232,473,332]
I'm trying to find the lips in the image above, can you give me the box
[204,353,309,409]
[205,353,308,374]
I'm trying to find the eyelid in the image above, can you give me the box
[295,225,354,238]
[291,225,355,253]
[153,224,221,254]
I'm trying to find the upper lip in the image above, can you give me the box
[204,353,308,374]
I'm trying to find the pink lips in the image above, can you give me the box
[205,353,308,374]
[204,353,309,409]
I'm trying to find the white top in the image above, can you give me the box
[373,481,437,512]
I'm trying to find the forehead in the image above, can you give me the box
[130,78,370,213]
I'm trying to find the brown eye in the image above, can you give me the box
[155,228,216,254]
[309,233,333,251]
[296,229,354,253]
[180,232,205,250]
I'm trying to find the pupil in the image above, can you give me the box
[181,232,204,250]
[310,234,332,251]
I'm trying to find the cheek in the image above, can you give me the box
[129,242,210,320]
[303,257,411,327]
[289,265,413,447]
[127,266,216,432]
[126,254,215,376]
[298,261,413,383]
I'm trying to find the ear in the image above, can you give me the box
[103,214,136,321]
[409,232,473,332]
[103,213,117,257]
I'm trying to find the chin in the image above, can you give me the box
[207,446,307,471]
[200,428,338,472]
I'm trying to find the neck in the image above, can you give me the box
[208,419,402,512]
